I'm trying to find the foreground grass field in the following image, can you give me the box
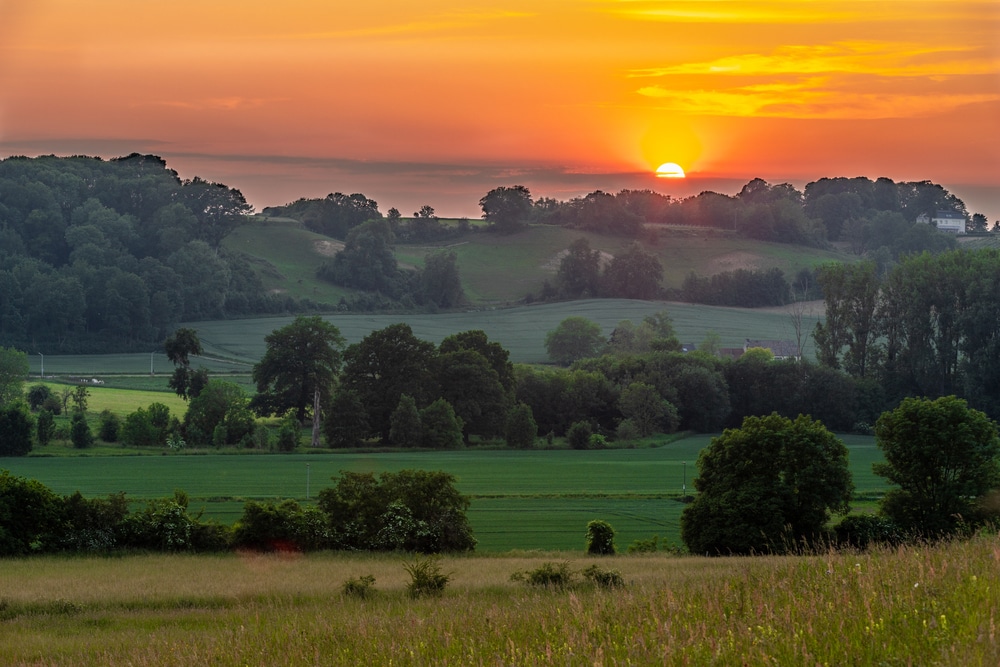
[2,534,997,665]
[2,435,886,551]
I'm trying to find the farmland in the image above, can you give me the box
[1,534,997,666]
[1,435,886,552]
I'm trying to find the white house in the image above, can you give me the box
[916,210,966,234]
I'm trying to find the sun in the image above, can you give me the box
[655,162,686,178]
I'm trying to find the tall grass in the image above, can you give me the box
[1,534,997,665]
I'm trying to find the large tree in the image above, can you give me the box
[164,328,206,400]
[339,323,438,443]
[874,395,1000,536]
[681,413,853,555]
[0,347,29,408]
[479,185,532,234]
[250,316,345,422]
[556,238,602,298]
[545,316,605,366]
[602,243,663,299]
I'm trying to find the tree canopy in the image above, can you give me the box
[681,413,853,555]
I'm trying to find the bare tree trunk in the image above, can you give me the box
[311,388,321,447]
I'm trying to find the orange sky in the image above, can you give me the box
[1,1,998,217]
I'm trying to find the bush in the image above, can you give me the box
[70,412,94,449]
[511,561,574,588]
[403,557,451,598]
[586,519,616,555]
[615,418,641,443]
[834,514,905,549]
[505,402,537,449]
[567,421,593,450]
[36,409,55,446]
[581,564,625,588]
[627,535,659,553]
[276,413,301,452]
[0,405,33,456]
[342,574,377,599]
[27,384,52,411]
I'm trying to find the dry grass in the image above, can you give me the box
[2,536,998,665]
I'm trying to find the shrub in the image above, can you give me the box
[27,384,52,411]
[588,434,608,449]
[505,402,537,449]
[581,564,625,588]
[70,412,94,449]
[36,409,55,446]
[834,514,905,549]
[276,413,300,452]
[627,535,659,554]
[404,557,451,598]
[615,418,641,443]
[512,561,574,588]
[0,405,33,456]
[586,519,617,555]
[342,574,377,599]
[567,421,593,450]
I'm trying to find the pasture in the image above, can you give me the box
[1,534,997,665]
[1,436,886,552]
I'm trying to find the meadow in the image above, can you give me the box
[1,534,997,665]
[2,435,886,552]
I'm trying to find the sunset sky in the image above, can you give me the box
[1,1,998,218]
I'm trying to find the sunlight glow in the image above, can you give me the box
[656,162,686,178]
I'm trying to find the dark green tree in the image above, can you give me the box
[0,347,29,407]
[420,399,464,449]
[389,394,423,448]
[556,238,602,298]
[36,409,55,446]
[420,250,465,308]
[585,519,616,555]
[250,316,345,423]
[70,411,94,449]
[435,349,509,441]
[505,402,538,449]
[874,395,1000,536]
[0,404,33,456]
[0,471,62,555]
[340,324,438,443]
[439,330,515,395]
[183,380,253,446]
[681,413,853,555]
[619,382,678,436]
[323,388,371,448]
[165,327,205,399]
[480,185,533,234]
[27,384,52,411]
[602,243,663,299]
[545,316,605,366]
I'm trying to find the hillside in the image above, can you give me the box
[227,216,852,307]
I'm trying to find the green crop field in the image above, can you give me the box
[25,298,823,378]
[1,436,886,552]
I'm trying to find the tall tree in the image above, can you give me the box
[0,347,29,408]
[545,317,605,366]
[602,243,663,299]
[165,328,206,400]
[813,260,881,377]
[874,395,1000,536]
[556,238,602,298]
[250,316,345,422]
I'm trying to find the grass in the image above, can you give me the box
[0,535,998,665]
[3,436,887,552]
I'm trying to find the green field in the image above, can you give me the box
[24,298,822,378]
[1,436,886,552]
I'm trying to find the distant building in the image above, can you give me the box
[916,210,966,234]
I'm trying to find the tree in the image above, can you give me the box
[435,349,509,441]
[480,185,532,234]
[318,219,405,296]
[0,405,33,456]
[545,317,605,366]
[165,327,205,399]
[874,395,1000,536]
[420,251,465,308]
[389,394,423,448]
[184,380,253,446]
[0,471,62,555]
[420,399,465,449]
[340,324,438,443]
[505,402,538,449]
[619,382,678,436]
[27,384,52,411]
[585,519,616,555]
[0,347,29,407]
[681,413,853,555]
[36,409,55,446]
[250,316,345,423]
[324,388,370,448]
[603,243,663,299]
[70,411,94,449]
[556,238,602,298]
[813,261,881,377]
[317,469,476,553]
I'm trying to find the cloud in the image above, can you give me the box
[629,41,1000,118]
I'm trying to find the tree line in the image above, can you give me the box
[0,468,474,557]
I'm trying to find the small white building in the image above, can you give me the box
[916,210,966,234]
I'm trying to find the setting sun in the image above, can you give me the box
[656,162,686,179]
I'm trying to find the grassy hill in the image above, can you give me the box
[226,216,851,307]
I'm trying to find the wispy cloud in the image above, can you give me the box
[630,41,1000,118]
[272,10,533,40]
